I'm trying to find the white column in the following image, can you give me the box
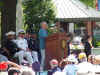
[69,23,74,33]
[16,0,23,32]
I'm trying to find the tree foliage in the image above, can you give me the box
[80,0,94,8]
[23,0,55,32]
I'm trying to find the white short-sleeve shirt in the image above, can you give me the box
[16,37,28,51]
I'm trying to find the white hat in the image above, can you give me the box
[17,29,25,35]
[67,56,77,63]
[6,31,15,36]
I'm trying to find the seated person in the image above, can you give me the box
[0,54,20,75]
[0,59,20,75]
[48,59,61,75]
[2,31,20,61]
[28,32,39,63]
[59,59,68,70]
[63,56,78,75]
[0,61,21,71]
[15,30,33,67]
[77,52,94,75]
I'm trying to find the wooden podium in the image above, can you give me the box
[45,33,68,69]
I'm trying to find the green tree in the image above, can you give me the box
[80,0,94,8]
[23,0,55,33]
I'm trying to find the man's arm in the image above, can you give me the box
[2,41,10,55]
[7,61,21,69]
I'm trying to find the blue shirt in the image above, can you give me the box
[39,28,48,49]
[63,64,78,75]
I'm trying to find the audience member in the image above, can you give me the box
[2,31,19,61]
[59,59,68,70]
[77,52,94,75]
[48,59,61,75]
[29,32,39,63]
[0,60,20,75]
[63,56,78,75]
[15,30,33,66]
[0,61,20,70]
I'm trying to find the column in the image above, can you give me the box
[86,22,93,36]
[69,23,74,33]
[16,0,23,32]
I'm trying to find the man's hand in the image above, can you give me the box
[3,48,10,55]
[7,61,21,69]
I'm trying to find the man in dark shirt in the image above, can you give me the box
[84,36,91,57]
[2,31,19,60]
[66,33,72,56]
[25,31,31,45]
[82,35,91,57]
[28,32,39,63]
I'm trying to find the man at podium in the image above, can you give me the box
[55,22,64,33]
[39,21,48,70]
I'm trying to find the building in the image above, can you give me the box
[53,0,100,37]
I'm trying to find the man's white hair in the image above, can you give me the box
[40,21,47,26]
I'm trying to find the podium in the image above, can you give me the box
[45,33,68,69]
